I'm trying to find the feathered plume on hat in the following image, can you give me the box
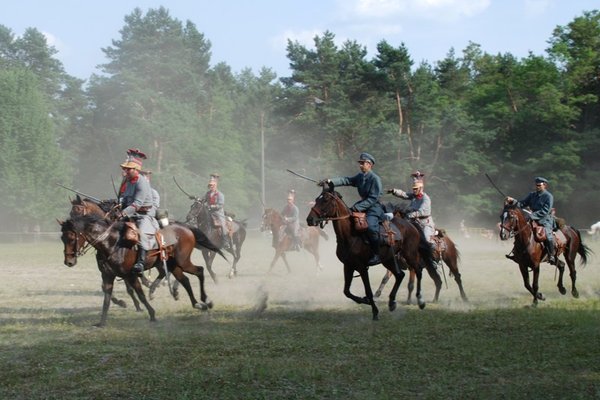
[411,170,425,182]
[120,148,147,170]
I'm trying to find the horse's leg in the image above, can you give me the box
[413,266,426,310]
[148,265,166,300]
[342,264,372,307]
[203,250,218,284]
[228,237,240,278]
[125,274,156,322]
[267,249,282,273]
[425,262,442,303]
[123,280,142,311]
[406,269,415,305]
[384,262,405,312]
[172,262,213,311]
[374,270,392,298]
[555,259,567,295]
[563,245,579,298]
[446,255,468,302]
[96,273,116,327]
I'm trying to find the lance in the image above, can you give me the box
[56,182,103,204]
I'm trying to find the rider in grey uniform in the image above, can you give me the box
[281,190,301,251]
[119,150,158,274]
[505,176,556,264]
[387,177,435,245]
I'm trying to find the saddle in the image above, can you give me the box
[431,230,447,254]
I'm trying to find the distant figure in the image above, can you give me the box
[588,221,600,237]
[460,219,470,238]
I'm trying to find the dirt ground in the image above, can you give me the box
[1,228,599,319]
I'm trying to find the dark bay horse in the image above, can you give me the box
[499,201,591,306]
[260,207,329,273]
[60,213,216,326]
[306,182,436,320]
[70,196,145,310]
[375,228,468,303]
[186,197,247,282]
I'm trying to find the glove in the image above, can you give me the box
[209,204,218,210]
[317,179,331,187]
[386,188,395,194]
[407,212,418,219]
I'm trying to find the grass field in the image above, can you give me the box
[1,229,599,399]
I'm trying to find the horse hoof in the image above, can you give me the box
[115,300,127,308]
[572,290,580,299]
[206,300,214,309]
[418,302,426,310]
[374,290,381,298]
[194,302,209,311]
[558,287,567,295]
[536,292,545,301]
[388,301,397,312]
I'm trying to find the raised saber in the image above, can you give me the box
[172,176,197,200]
[286,169,319,183]
[56,182,103,203]
[484,173,507,198]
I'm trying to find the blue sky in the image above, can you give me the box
[2,0,596,81]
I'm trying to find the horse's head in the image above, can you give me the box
[185,198,207,227]
[499,201,527,241]
[306,182,348,228]
[70,195,117,220]
[59,218,86,267]
[260,208,276,232]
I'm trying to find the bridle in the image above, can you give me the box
[309,191,351,228]
[500,206,529,240]
[63,219,118,258]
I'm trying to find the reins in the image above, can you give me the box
[309,192,351,226]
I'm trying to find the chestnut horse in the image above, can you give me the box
[186,197,247,282]
[306,183,435,320]
[60,213,217,326]
[375,229,468,303]
[260,208,329,274]
[499,201,591,306]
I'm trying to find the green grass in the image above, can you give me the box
[1,238,599,399]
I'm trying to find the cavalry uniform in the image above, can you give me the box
[119,148,159,273]
[203,176,231,249]
[327,152,384,265]
[389,186,435,242]
[281,193,301,250]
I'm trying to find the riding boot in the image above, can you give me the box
[132,248,147,274]
[367,231,382,266]
[546,239,556,265]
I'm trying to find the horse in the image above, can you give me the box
[499,201,591,306]
[185,197,247,282]
[60,213,217,326]
[70,195,146,311]
[306,182,436,320]
[588,221,600,240]
[375,229,468,303]
[260,207,329,273]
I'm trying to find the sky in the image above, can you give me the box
[2,0,597,81]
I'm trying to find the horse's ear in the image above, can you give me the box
[327,181,335,192]
[57,218,64,226]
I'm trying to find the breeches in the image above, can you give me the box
[136,215,159,250]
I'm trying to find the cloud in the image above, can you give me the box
[523,0,552,16]
[269,28,330,50]
[338,0,491,22]
[42,31,68,55]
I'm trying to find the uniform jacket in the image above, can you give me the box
[121,174,155,217]
[518,190,554,228]
[330,171,384,217]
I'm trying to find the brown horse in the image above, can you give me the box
[499,201,591,306]
[70,195,145,310]
[60,213,216,326]
[375,230,468,303]
[260,208,329,273]
[306,182,436,320]
[186,197,247,282]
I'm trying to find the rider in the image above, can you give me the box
[203,174,232,250]
[282,189,301,251]
[387,173,436,248]
[140,170,160,209]
[319,152,384,266]
[505,176,556,264]
[119,149,158,274]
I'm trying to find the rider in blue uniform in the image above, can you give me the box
[505,176,556,264]
[320,152,384,266]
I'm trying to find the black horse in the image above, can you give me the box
[306,182,436,320]
[60,214,219,326]
[186,197,247,282]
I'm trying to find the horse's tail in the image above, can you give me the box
[318,229,329,241]
[178,222,228,261]
[574,228,592,266]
